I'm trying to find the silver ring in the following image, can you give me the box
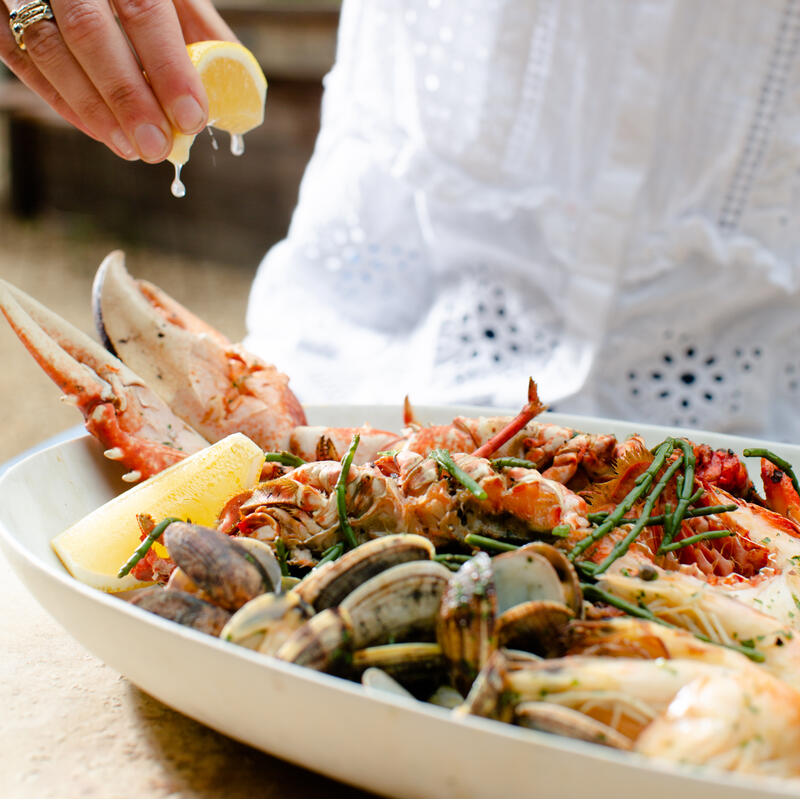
[9,0,55,51]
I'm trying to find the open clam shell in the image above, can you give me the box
[512,542,583,617]
[458,648,516,723]
[340,560,451,648]
[294,534,435,612]
[495,600,574,658]
[220,590,313,654]
[515,701,633,750]
[492,544,579,615]
[232,536,283,596]
[275,607,354,671]
[276,560,451,672]
[351,642,447,696]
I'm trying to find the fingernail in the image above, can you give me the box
[171,94,206,134]
[110,128,138,160]
[134,123,169,161]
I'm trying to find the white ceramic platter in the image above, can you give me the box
[1,404,799,798]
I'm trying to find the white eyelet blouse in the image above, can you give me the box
[246,0,800,441]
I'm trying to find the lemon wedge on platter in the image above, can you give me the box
[167,40,268,195]
[51,433,265,593]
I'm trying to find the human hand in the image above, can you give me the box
[0,0,236,161]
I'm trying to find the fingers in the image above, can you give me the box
[112,0,208,137]
[1,0,213,163]
[48,0,185,162]
[171,0,236,43]
[0,7,136,157]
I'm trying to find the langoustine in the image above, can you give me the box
[227,450,591,568]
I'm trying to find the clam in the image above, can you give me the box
[340,560,451,647]
[437,543,582,693]
[276,560,451,672]
[220,591,313,654]
[495,600,574,657]
[436,552,497,694]
[130,587,231,636]
[294,533,435,611]
[457,648,517,722]
[351,642,447,696]
[163,522,281,612]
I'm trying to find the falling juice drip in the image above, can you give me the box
[230,134,245,156]
[207,126,219,151]
[171,163,186,198]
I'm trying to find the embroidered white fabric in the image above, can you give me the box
[246,0,800,441]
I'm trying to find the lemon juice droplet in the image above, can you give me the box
[231,134,245,156]
[207,127,219,151]
[171,164,186,198]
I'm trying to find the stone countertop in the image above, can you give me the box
[0,546,369,798]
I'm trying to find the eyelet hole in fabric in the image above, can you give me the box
[620,328,767,429]
[433,263,561,391]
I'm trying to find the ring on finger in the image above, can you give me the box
[9,0,54,50]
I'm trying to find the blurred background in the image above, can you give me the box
[0,0,340,464]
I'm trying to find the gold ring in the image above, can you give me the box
[9,0,55,50]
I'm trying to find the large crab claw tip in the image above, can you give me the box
[92,250,127,357]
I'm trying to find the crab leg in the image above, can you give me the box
[92,251,307,452]
[0,279,209,481]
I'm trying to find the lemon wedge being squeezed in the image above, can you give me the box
[51,433,265,593]
[168,41,268,196]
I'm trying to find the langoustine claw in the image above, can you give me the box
[0,279,208,481]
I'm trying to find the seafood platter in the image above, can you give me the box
[1,254,800,797]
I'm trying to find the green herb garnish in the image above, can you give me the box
[263,451,306,468]
[464,533,518,553]
[587,503,736,527]
[490,457,538,470]
[743,448,800,497]
[275,537,290,576]
[316,542,344,568]
[570,438,675,565]
[117,517,180,578]
[336,434,360,550]
[430,449,488,500]
[658,530,732,552]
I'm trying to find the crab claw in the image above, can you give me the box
[0,279,209,482]
[92,251,307,452]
